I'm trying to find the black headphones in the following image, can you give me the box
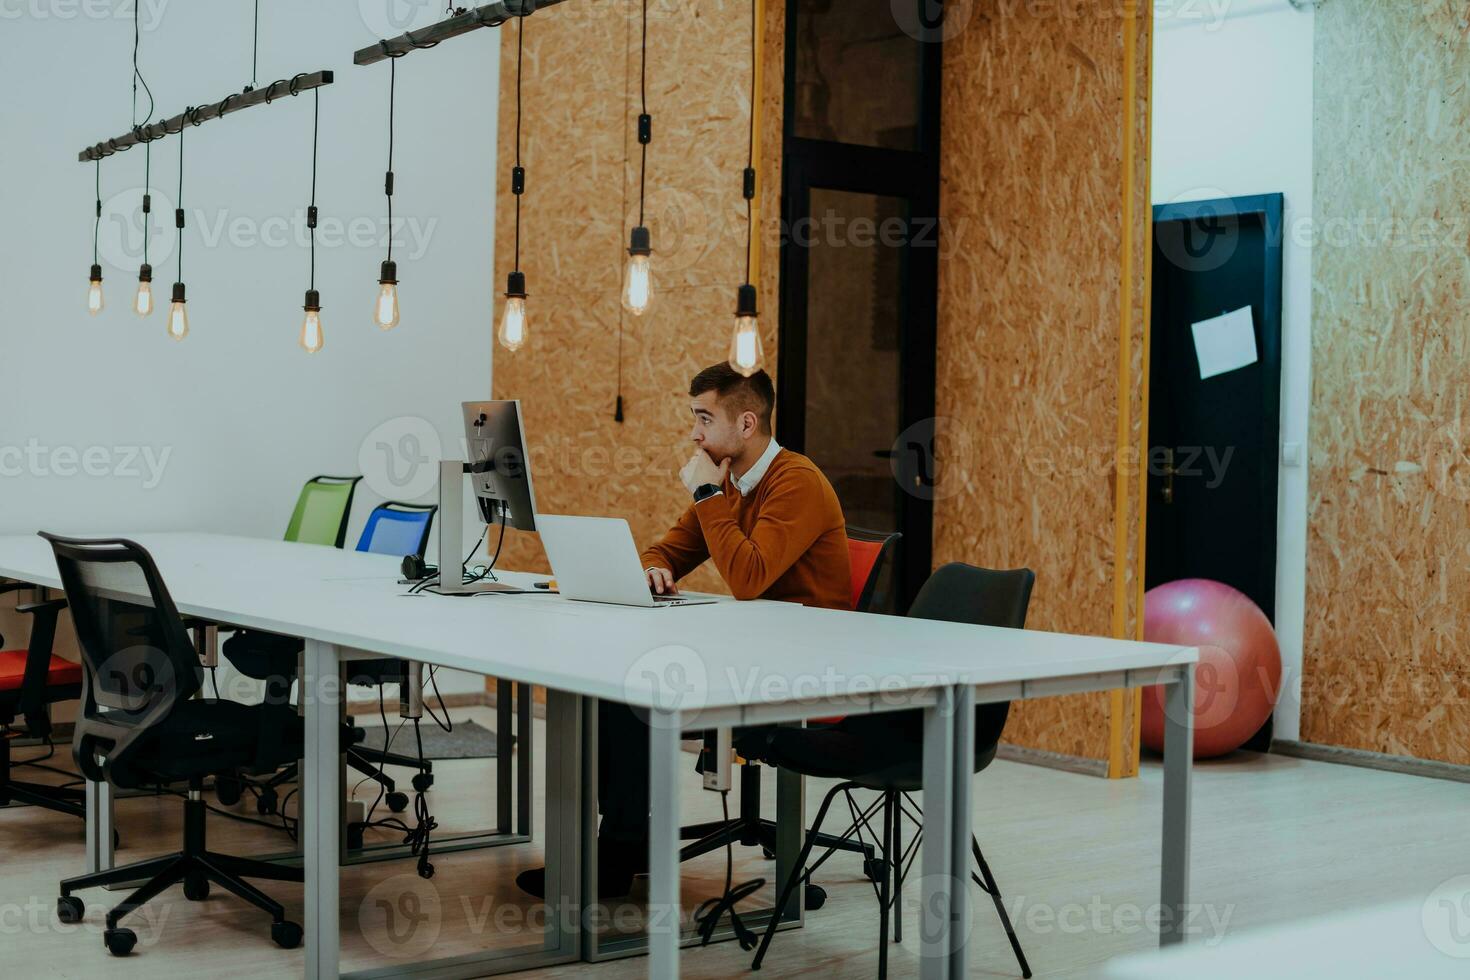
[401,554,435,581]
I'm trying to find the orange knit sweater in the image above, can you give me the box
[640,449,850,609]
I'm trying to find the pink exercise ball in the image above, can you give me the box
[1140,579,1282,759]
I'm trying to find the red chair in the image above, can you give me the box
[845,526,903,615]
[0,585,84,819]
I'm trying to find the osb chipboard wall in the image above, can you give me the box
[935,0,1152,770]
[1304,1,1470,763]
[490,0,785,594]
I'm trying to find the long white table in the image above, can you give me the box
[0,532,1197,978]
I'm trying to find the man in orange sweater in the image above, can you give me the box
[517,363,849,900]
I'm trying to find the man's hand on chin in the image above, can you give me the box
[680,450,730,495]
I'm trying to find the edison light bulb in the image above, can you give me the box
[300,290,324,354]
[622,226,653,316]
[87,265,104,316]
[728,284,763,377]
[499,297,527,352]
[498,271,527,352]
[134,264,153,317]
[167,282,189,341]
[374,260,400,330]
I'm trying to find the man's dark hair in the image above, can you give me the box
[689,363,775,433]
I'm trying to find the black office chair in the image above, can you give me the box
[0,583,83,820]
[218,501,440,830]
[39,533,305,957]
[680,527,903,904]
[746,562,1036,979]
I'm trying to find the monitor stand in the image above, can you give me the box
[435,578,523,596]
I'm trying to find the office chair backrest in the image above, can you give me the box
[908,561,1035,757]
[846,526,902,613]
[357,501,437,557]
[285,475,363,548]
[39,534,202,784]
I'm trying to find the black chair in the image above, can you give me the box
[0,583,83,820]
[747,562,1036,979]
[218,501,440,829]
[679,527,903,904]
[39,533,305,957]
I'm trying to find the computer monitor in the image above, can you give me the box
[461,400,538,533]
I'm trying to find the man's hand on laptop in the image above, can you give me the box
[645,567,678,595]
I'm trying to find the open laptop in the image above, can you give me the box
[537,515,716,608]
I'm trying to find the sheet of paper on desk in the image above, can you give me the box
[1190,306,1258,380]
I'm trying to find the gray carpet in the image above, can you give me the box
[355,719,504,760]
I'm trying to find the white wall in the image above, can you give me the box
[1152,0,1313,740]
[0,2,501,697]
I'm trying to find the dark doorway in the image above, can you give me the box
[1148,193,1283,748]
[777,0,942,609]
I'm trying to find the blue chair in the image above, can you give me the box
[357,501,436,558]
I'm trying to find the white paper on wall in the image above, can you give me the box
[1190,306,1259,380]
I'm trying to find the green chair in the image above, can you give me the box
[283,475,363,547]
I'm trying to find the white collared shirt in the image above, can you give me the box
[733,439,782,497]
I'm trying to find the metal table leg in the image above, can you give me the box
[304,639,342,980]
[1161,666,1194,946]
[919,687,962,980]
[647,709,682,980]
[85,779,114,874]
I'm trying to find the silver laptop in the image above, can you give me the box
[537,515,716,608]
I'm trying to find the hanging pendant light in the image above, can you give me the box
[622,0,654,317]
[727,0,764,376]
[87,161,105,315]
[299,87,325,353]
[499,15,529,352]
[373,56,402,330]
[167,109,194,341]
[134,263,154,317]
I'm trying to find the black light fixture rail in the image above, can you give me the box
[77,71,335,163]
[352,0,568,66]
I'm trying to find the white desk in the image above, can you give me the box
[0,532,1197,979]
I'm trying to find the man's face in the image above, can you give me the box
[689,391,748,463]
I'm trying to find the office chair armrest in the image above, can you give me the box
[13,597,69,723]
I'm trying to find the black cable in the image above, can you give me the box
[177,114,186,284]
[386,57,396,265]
[309,87,319,291]
[512,16,523,271]
[693,790,765,949]
[251,0,260,89]
[422,666,453,733]
[92,159,101,267]
[638,0,648,227]
[210,665,221,700]
[744,0,756,286]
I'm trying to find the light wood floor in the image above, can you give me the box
[2,705,1466,978]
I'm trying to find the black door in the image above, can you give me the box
[777,0,942,609]
[1147,193,1283,621]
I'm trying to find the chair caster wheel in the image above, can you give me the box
[104,927,137,956]
[412,772,433,792]
[347,823,365,851]
[216,775,243,806]
[57,895,84,924]
[272,920,304,949]
[386,791,409,813]
[804,883,827,911]
[762,847,776,860]
[863,858,886,882]
[256,788,279,816]
[184,873,210,901]
[418,862,435,879]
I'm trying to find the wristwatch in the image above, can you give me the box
[692,482,723,503]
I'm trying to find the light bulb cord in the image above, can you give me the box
[386,55,396,264]
[177,115,185,285]
[309,87,319,292]
[638,0,648,227]
[744,0,756,286]
[92,159,101,267]
[512,16,524,274]
[251,0,260,89]
[132,0,155,268]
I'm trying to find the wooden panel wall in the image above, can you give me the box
[491,0,785,595]
[935,0,1153,769]
[1304,0,1470,763]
